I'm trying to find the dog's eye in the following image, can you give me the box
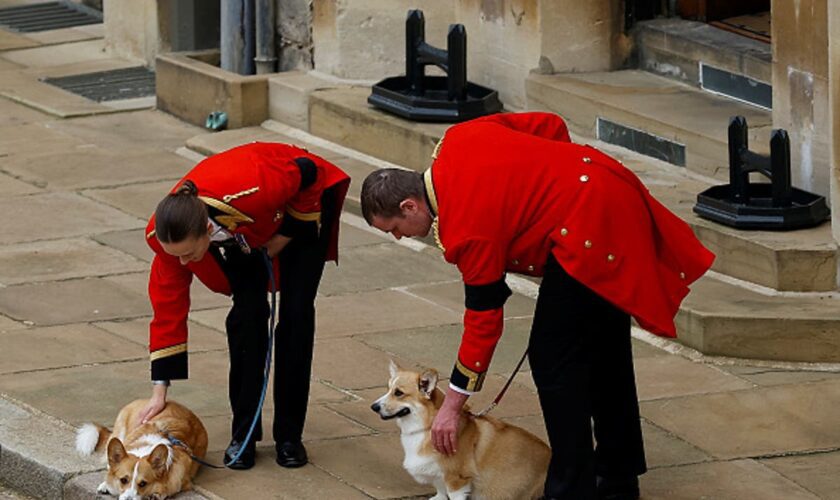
[394,389,404,397]
[138,481,147,488]
[120,477,128,485]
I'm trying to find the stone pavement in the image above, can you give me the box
[0,16,839,500]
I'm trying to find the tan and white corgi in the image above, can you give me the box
[371,361,550,500]
[75,399,208,500]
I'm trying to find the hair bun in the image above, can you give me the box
[176,180,198,196]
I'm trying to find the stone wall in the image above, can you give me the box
[103,0,160,65]
[277,0,314,71]
[772,0,831,198]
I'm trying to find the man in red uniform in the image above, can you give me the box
[142,142,349,469]
[361,112,714,499]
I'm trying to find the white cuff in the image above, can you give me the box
[448,383,473,396]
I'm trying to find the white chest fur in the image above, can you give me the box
[399,420,441,484]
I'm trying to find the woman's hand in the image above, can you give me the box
[136,383,168,428]
[431,389,468,456]
[263,234,292,258]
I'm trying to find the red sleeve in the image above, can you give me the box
[444,238,510,392]
[148,252,193,380]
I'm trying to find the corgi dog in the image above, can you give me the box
[75,399,208,500]
[371,361,550,500]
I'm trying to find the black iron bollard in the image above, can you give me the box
[368,9,502,122]
[694,116,829,230]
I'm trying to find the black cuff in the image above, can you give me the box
[293,157,317,191]
[450,360,486,392]
[464,276,512,311]
[277,214,318,240]
[151,351,188,380]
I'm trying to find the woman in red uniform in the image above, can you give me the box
[361,112,714,499]
[139,142,349,470]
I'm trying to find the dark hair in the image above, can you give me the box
[360,169,424,224]
[154,180,208,243]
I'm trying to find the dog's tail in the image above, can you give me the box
[75,423,111,456]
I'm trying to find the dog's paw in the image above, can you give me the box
[429,494,447,500]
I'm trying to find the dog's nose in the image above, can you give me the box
[370,402,380,413]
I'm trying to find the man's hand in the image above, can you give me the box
[263,234,292,258]
[135,383,168,429]
[431,389,469,456]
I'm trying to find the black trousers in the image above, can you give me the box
[213,192,333,446]
[528,255,647,499]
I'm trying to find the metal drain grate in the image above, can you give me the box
[0,1,101,33]
[42,66,156,102]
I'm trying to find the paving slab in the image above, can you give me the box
[326,387,397,435]
[639,459,819,500]
[0,277,149,326]
[641,379,840,459]
[185,126,294,157]
[717,365,840,387]
[314,288,461,339]
[634,353,754,401]
[0,122,88,158]
[0,171,40,196]
[338,221,390,248]
[360,318,533,379]
[0,39,109,68]
[0,237,146,285]
[0,313,25,333]
[64,472,208,500]
[0,95,47,126]
[761,451,840,500]
[92,228,154,263]
[312,337,416,390]
[83,179,179,219]
[2,147,193,190]
[46,110,203,154]
[306,434,432,499]
[0,191,141,245]
[639,421,711,469]
[0,323,146,374]
[0,29,38,51]
[22,23,103,46]
[319,243,459,296]
[196,448,371,500]
[94,317,228,353]
[0,483,36,500]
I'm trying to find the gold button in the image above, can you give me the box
[560,228,569,236]
[527,265,535,271]
[607,254,615,262]
[475,361,481,368]
[582,157,592,163]
[584,240,592,248]
[580,175,589,183]
[512,259,519,265]
[680,272,686,280]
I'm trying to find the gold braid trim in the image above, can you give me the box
[431,136,444,160]
[150,343,187,361]
[222,186,259,203]
[198,196,254,231]
[423,168,444,253]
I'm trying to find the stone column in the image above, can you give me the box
[828,2,840,243]
[772,0,831,199]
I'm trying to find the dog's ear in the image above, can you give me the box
[418,369,438,398]
[388,359,399,378]
[149,444,169,474]
[107,438,126,468]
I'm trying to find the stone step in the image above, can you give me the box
[181,122,840,362]
[676,276,840,363]
[526,69,773,180]
[635,18,771,100]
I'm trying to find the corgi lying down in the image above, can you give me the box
[372,362,550,500]
[75,399,208,500]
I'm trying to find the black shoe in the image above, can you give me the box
[596,475,640,500]
[224,439,256,470]
[275,441,308,468]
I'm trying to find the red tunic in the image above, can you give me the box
[146,142,350,380]
[427,112,714,392]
